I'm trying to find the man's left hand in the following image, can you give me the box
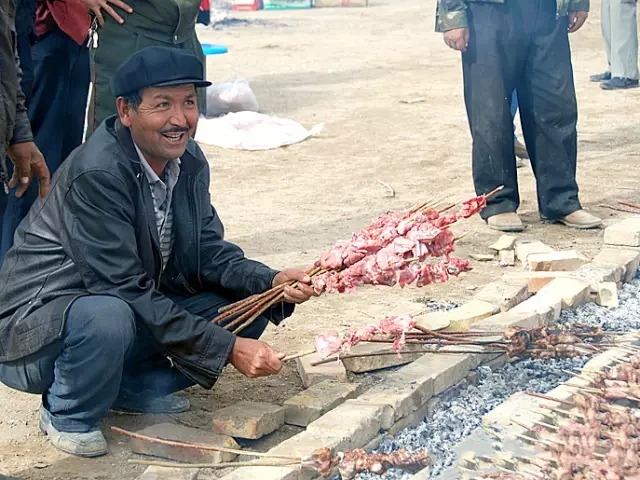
[272,268,318,304]
[7,142,50,199]
[568,11,588,33]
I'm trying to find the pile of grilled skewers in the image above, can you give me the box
[458,345,640,480]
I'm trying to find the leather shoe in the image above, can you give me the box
[486,212,524,232]
[600,77,639,90]
[39,406,108,457]
[589,71,611,82]
[557,210,602,229]
[111,393,191,414]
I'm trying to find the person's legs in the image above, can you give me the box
[462,2,522,225]
[116,291,269,405]
[601,0,639,89]
[0,30,89,263]
[517,0,594,224]
[0,295,135,456]
[591,0,613,82]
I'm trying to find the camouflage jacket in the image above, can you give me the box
[436,0,590,32]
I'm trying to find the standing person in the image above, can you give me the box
[590,0,638,90]
[0,46,316,458]
[83,0,206,135]
[511,90,529,167]
[0,0,50,261]
[0,1,92,262]
[13,0,36,101]
[436,0,602,232]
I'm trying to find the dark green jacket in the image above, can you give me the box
[436,0,590,32]
[0,0,33,165]
[112,0,201,44]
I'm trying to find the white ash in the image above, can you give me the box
[347,357,587,480]
[348,278,640,480]
[416,299,461,312]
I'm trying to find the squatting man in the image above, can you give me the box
[0,46,316,457]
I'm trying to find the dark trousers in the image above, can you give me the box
[0,29,90,265]
[463,0,582,220]
[0,292,269,432]
[0,33,33,263]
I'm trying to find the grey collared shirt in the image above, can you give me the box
[134,143,180,268]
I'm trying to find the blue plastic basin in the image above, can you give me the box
[201,44,229,55]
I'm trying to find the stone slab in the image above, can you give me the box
[340,343,424,373]
[498,249,516,266]
[474,310,542,332]
[421,300,499,332]
[537,277,591,309]
[137,466,199,480]
[473,280,530,312]
[509,288,562,326]
[514,239,555,263]
[570,262,624,291]
[212,401,285,440]
[355,369,435,424]
[596,282,619,308]
[603,216,640,247]
[296,352,348,388]
[214,466,299,480]
[489,234,517,251]
[470,253,495,262]
[408,352,474,395]
[283,380,363,427]
[130,423,238,464]
[305,401,387,450]
[592,247,640,282]
[527,250,586,272]
[502,271,573,293]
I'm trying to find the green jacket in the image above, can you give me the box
[436,0,590,32]
[112,0,201,43]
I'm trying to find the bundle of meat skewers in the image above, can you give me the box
[458,346,640,480]
[115,425,431,480]
[211,188,502,335]
[310,320,613,366]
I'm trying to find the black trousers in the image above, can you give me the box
[462,0,582,220]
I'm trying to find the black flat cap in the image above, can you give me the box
[110,46,212,97]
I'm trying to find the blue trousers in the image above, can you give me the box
[0,292,269,432]
[0,28,89,265]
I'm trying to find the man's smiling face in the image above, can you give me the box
[118,84,199,165]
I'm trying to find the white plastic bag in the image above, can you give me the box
[205,79,260,117]
[195,111,324,150]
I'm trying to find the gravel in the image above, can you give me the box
[348,276,640,480]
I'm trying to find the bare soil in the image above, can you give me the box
[1,1,639,478]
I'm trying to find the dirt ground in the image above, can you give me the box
[1,1,639,478]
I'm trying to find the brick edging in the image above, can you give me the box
[137,223,640,480]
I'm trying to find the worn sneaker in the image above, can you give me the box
[557,210,602,229]
[486,212,524,232]
[600,77,639,90]
[39,406,108,457]
[111,393,191,414]
[589,71,611,82]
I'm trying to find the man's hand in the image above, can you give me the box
[568,11,588,33]
[272,268,318,304]
[81,0,133,26]
[443,28,470,52]
[229,337,285,378]
[7,142,50,199]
